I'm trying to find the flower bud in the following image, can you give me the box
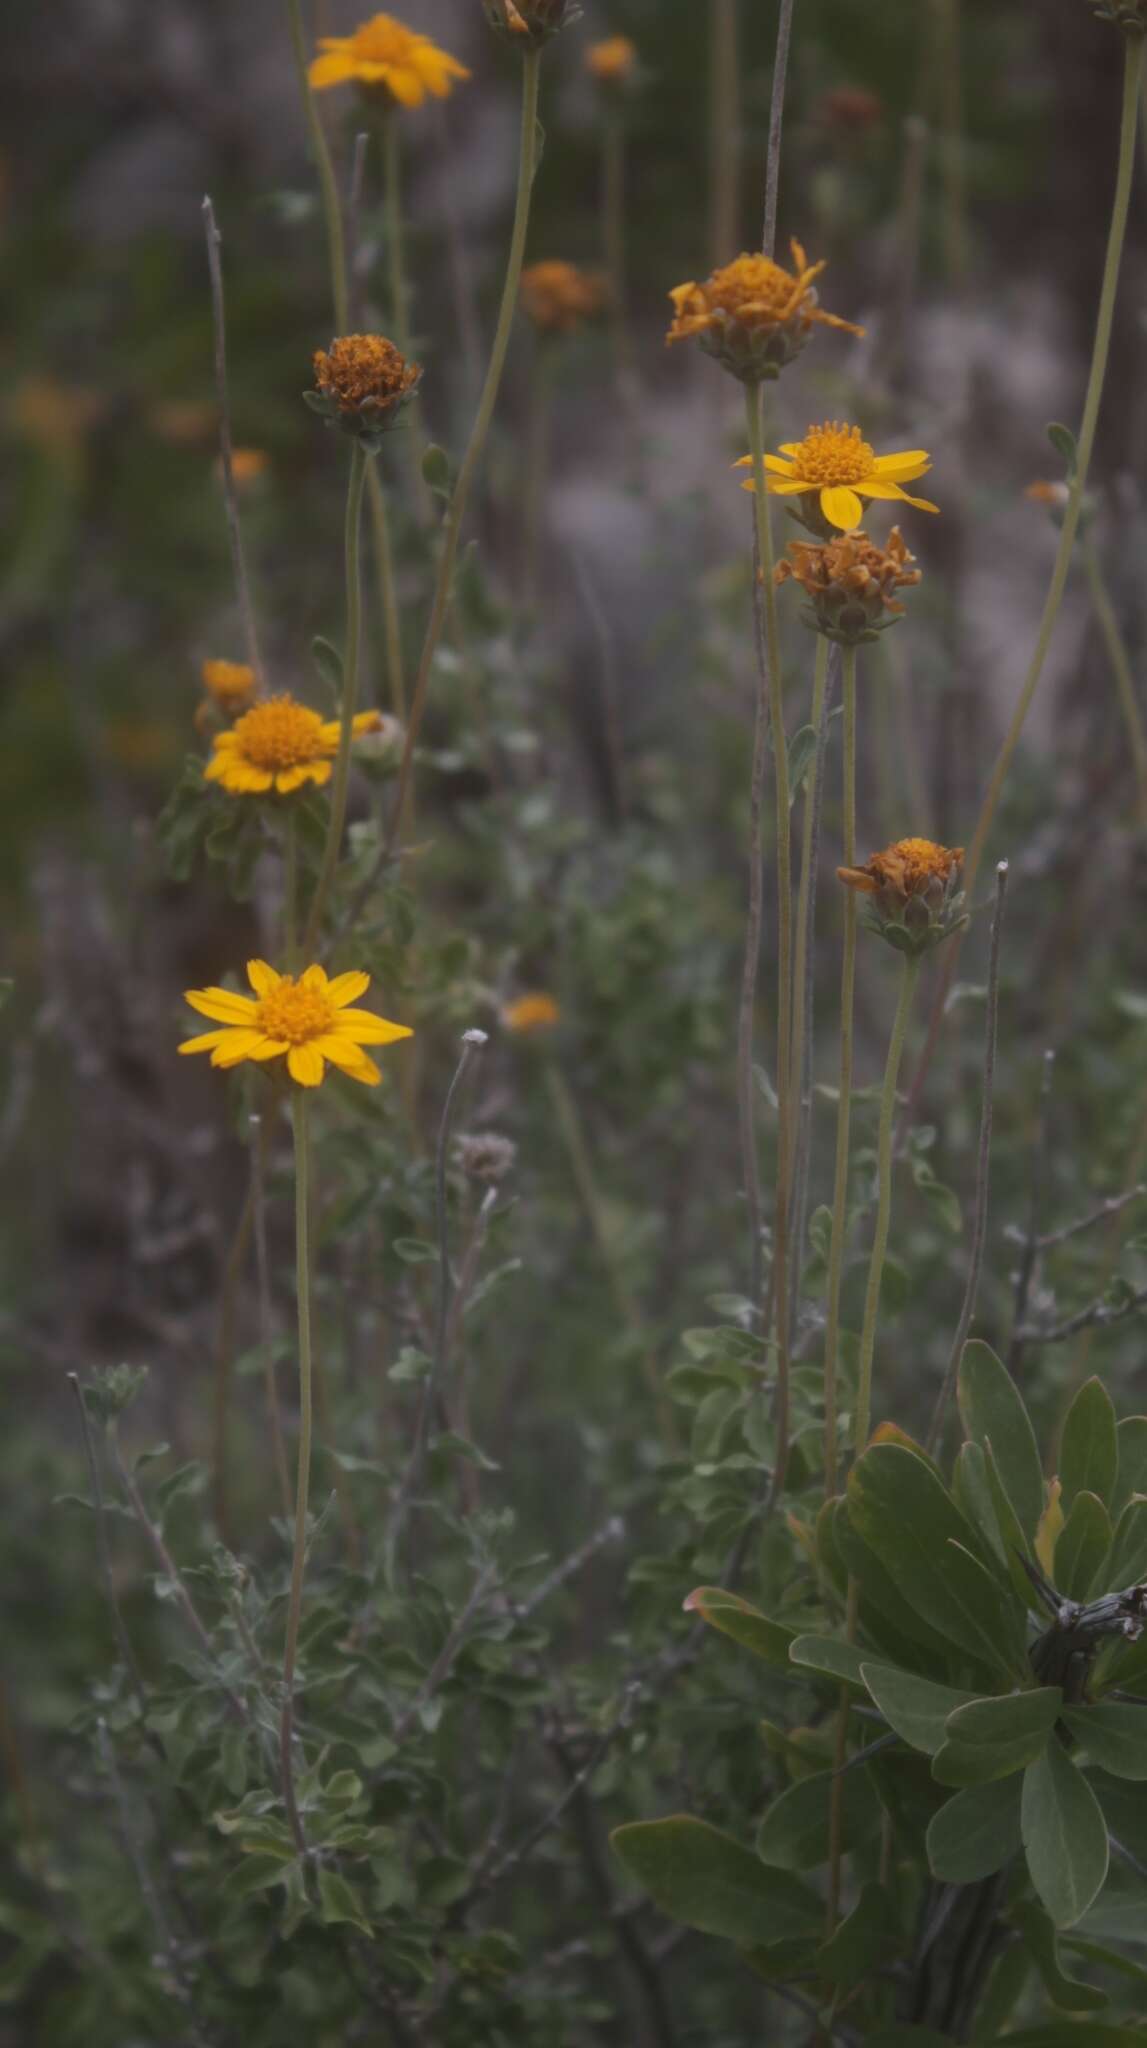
[483,0,577,49]
[774,527,921,646]
[306,334,422,450]
[838,839,967,958]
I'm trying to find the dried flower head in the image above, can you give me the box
[483,0,577,49]
[774,527,920,645]
[206,695,382,796]
[585,35,637,85]
[502,992,560,1035]
[180,959,411,1090]
[667,242,863,384]
[308,335,422,448]
[201,659,257,714]
[520,261,607,334]
[309,13,470,104]
[455,1131,517,1183]
[1085,0,1147,31]
[737,421,938,534]
[839,838,966,957]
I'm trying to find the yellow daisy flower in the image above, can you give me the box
[737,420,938,532]
[205,695,381,797]
[309,14,470,106]
[179,960,412,1090]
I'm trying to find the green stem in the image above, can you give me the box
[790,635,830,1115]
[381,111,429,510]
[280,1090,313,1857]
[384,48,543,856]
[523,343,553,614]
[745,380,794,1505]
[304,441,368,952]
[823,647,857,1500]
[855,954,920,1456]
[935,0,968,287]
[708,0,739,265]
[1083,532,1147,830]
[366,461,407,722]
[963,33,1143,899]
[284,809,299,970]
[285,0,348,332]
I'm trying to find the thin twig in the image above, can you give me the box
[926,860,1008,1453]
[571,548,629,825]
[96,1722,213,2048]
[201,197,263,685]
[788,642,837,1344]
[512,1516,626,1623]
[1014,1279,1147,1347]
[1032,1184,1147,1253]
[346,131,371,330]
[391,1564,497,1743]
[762,0,796,259]
[738,523,770,1313]
[67,1377,149,1713]
[1007,1047,1056,1373]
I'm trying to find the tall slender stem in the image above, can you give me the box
[381,111,429,509]
[788,641,834,1346]
[761,0,795,259]
[250,1111,293,1524]
[385,49,543,856]
[1083,532,1147,830]
[202,198,264,686]
[304,441,368,952]
[285,0,348,331]
[855,955,921,1456]
[280,1090,313,1858]
[745,382,793,1503]
[823,647,857,1500]
[284,811,299,970]
[935,0,968,287]
[366,463,407,721]
[709,0,740,265]
[789,638,829,1132]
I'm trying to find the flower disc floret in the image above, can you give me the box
[180,959,412,1089]
[738,420,939,533]
[839,838,966,957]
[206,695,381,796]
[309,13,470,103]
[667,243,863,384]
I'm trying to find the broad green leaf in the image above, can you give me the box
[1104,1497,1147,1591]
[1060,1378,1119,1514]
[1022,1742,1111,1928]
[1115,1417,1147,1517]
[683,1588,796,1669]
[973,1941,1033,2038]
[934,1688,1062,1788]
[1065,1702,1147,1781]
[420,443,452,500]
[788,1634,868,1688]
[787,724,820,805]
[983,1440,1043,1607]
[1011,1898,1108,2012]
[816,1881,898,1991]
[317,1867,373,1935]
[834,1505,959,1670]
[1055,1492,1112,1601]
[611,1817,821,1944]
[740,1935,819,1984]
[953,1441,1009,1566]
[222,1854,295,1899]
[848,1445,1025,1678]
[927,1774,1024,1882]
[959,1340,1045,1538]
[756,1767,880,1871]
[861,1663,978,1756]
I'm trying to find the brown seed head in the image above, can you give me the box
[667,242,863,384]
[309,334,421,445]
[774,526,920,645]
[454,1131,517,1183]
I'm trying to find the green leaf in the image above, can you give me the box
[421,443,453,499]
[1060,1378,1119,1514]
[1065,1702,1147,1780]
[788,1634,868,1688]
[310,634,343,699]
[611,1817,821,1944]
[787,724,820,805]
[683,1588,796,1669]
[953,1441,1010,1567]
[392,1237,438,1264]
[847,1444,1025,1678]
[861,1663,978,1756]
[816,1881,899,1991]
[1056,1492,1112,1601]
[0,978,13,1011]
[835,1506,957,1670]
[1047,420,1079,477]
[1104,1496,1147,1591]
[972,1942,1033,2038]
[756,1768,880,1871]
[1022,1741,1111,1927]
[223,1854,294,1899]
[1011,1898,1108,2012]
[870,2031,956,2048]
[958,1339,1045,1539]
[317,1867,373,1935]
[927,1775,1024,1882]
[1115,1417,1147,1517]
[933,1688,1063,1788]
[982,1440,1044,1607]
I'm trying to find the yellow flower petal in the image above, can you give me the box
[300,965,329,992]
[309,47,359,88]
[326,970,371,1008]
[820,485,864,530]
[246,1037,289,1060]
[185,987,259,1024]
[871,451,932,481]
[856,480,940,513]
[246,959,280,997]
[212,1030,269,1067]
[757,476,809,496]
[315,1036,382,1085]
[275,766,310,793]
[179,1029,234,1055]
[288,1042,326,1087]
[334,1010,414,1045]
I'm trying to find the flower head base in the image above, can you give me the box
[206,695,382,796]
[180,959,411,1090]
[520,261,607,334]
[839,839,966,957]
[775,527,920,646]
[1085,0,1147,32]
[738,421,938,534]
[586,35,637,86]
[667,243,863,384]
[483,0,578,49]
[307,335,422,449]
[309,13,470,104]
[201,659,256,715]
[502,992,560,1035]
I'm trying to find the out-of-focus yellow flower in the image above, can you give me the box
[180,959,411,1089]
[105,720,173,772]
[1025,479,1071,510]
[774,526,920,645]
[502,992,560,1035]
[839,838,966,957]
[201,659,257,714]
[667,243,862,383]
[220,448,269,486]
[206,696,382,796]
[585,35,637,84]
[309,13,470,104]
[520,261,607,334]
[818,86,883,134]
[150,399,216,446]
[11,376,100,450]
[308,334,422,447]
[738,421,937,533]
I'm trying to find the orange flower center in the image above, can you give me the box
[233,698,328,771]
[708,254,806,319]
[256,978,335,1045]
[314,334,417,412]
[790,422,876,487]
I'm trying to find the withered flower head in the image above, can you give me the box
[1085,0,1147,31]
[774,527,920,646]
[666,241,863,384]
[520,261,607,334]
[839,838,966,957]
[307,334,422,449]
[585,35,637,85]
[483,0,577,49]
[454,1131,517,1183]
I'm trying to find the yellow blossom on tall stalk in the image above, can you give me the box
[667,242,862,382]
[520,261,607,334]
[224,447,269,486]
[179,961,411,1089]
[738,421,938,533]
[309,13,470,104]
[205,695,382,796]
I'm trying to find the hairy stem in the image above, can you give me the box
[823,646,857,1500]
[280,1089,314,1858]
[285,0,349,331]
[304,440,368,952]
[856,954,921,1455]
[1083,530,1147,830]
